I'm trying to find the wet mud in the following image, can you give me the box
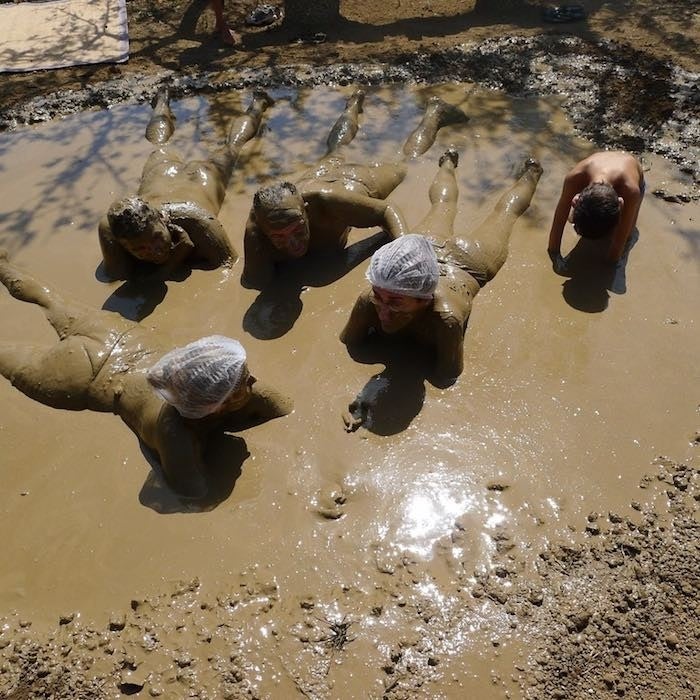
[1,36,698,196]
[1,459,697,699]
[0,16,699,700]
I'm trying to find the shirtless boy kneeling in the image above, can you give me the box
[547,151,645,269]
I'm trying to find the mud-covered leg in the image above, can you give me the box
[326,89,366,155]
[210,90,274,185]
[0,340,92,410]
[414,148,459,238]
[466,158,543,276]
[0,252,92,339]
[145,87,176,146]
[402,97,469,159]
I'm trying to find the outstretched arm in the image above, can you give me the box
[340,291,378,346]
[315,191,408,240]
[241,215,275,289]
[607,182,642,263]
[547,170,582,272]
[98,215,134,280]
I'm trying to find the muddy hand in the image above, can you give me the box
[342,399,367,433]
[548,249,568,275]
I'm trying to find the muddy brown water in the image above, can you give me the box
[0,83,698,697]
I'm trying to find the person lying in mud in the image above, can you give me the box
[547,151,645,269]
[340,151,542,424]
[240,90,469,289]
[0,252,292,499]
[99,90,273,281]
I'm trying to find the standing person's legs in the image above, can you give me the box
[402,96,469,159]
[413,148,459,240]
[210,0,240,45]
[209,90,273,186]
[458,158,543,281]
[326,89,366,155]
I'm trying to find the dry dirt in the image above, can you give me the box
[0,1,699,699]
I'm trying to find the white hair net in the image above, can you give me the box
[366,234,439,299]
[147,336,248,419]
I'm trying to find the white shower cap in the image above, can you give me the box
[366,234,439,299]
[147,336,248,419]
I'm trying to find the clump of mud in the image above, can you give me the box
[1,458,697,699]
[486,457,700,699]
[1,36,698,195]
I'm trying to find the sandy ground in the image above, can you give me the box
[0,1,699,699]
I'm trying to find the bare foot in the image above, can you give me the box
[252,89,274,110]
[439,147,459,168]
[348,89,365,111]
[520,156,543,180]
[428,96,469,127]
[217,24,241,46]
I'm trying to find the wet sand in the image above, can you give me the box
[0,85,698,698]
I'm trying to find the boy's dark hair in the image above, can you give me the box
[572,182,621,239]
[253,182,299,213]
[107,196,162,240]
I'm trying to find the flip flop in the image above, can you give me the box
[245,4,282,27]
[542,4,587,23]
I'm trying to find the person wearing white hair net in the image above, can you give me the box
[0,254,292,499]
[340,149,542,428]
[241,91,470,290]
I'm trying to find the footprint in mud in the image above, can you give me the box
[315,484,348,520]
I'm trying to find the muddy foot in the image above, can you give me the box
[347,89,365,111]
[428,96,469,127]
[150,86,170,110]
[519,157,543,181]
[252,89,274,110]
[146,87,175,145]
[439,147,459,168]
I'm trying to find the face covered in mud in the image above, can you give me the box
[215,371,255,414]
[369,286,431,333]
[108,197,173,264]
[255,188,311,258]
[120,225,172,264]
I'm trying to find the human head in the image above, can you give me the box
[147,336,251,419]
[253,182,310,257]
[571,182,622,239]
[107,196,172,263]
[365,234,438,333]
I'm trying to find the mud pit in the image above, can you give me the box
[1,28,699,700]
